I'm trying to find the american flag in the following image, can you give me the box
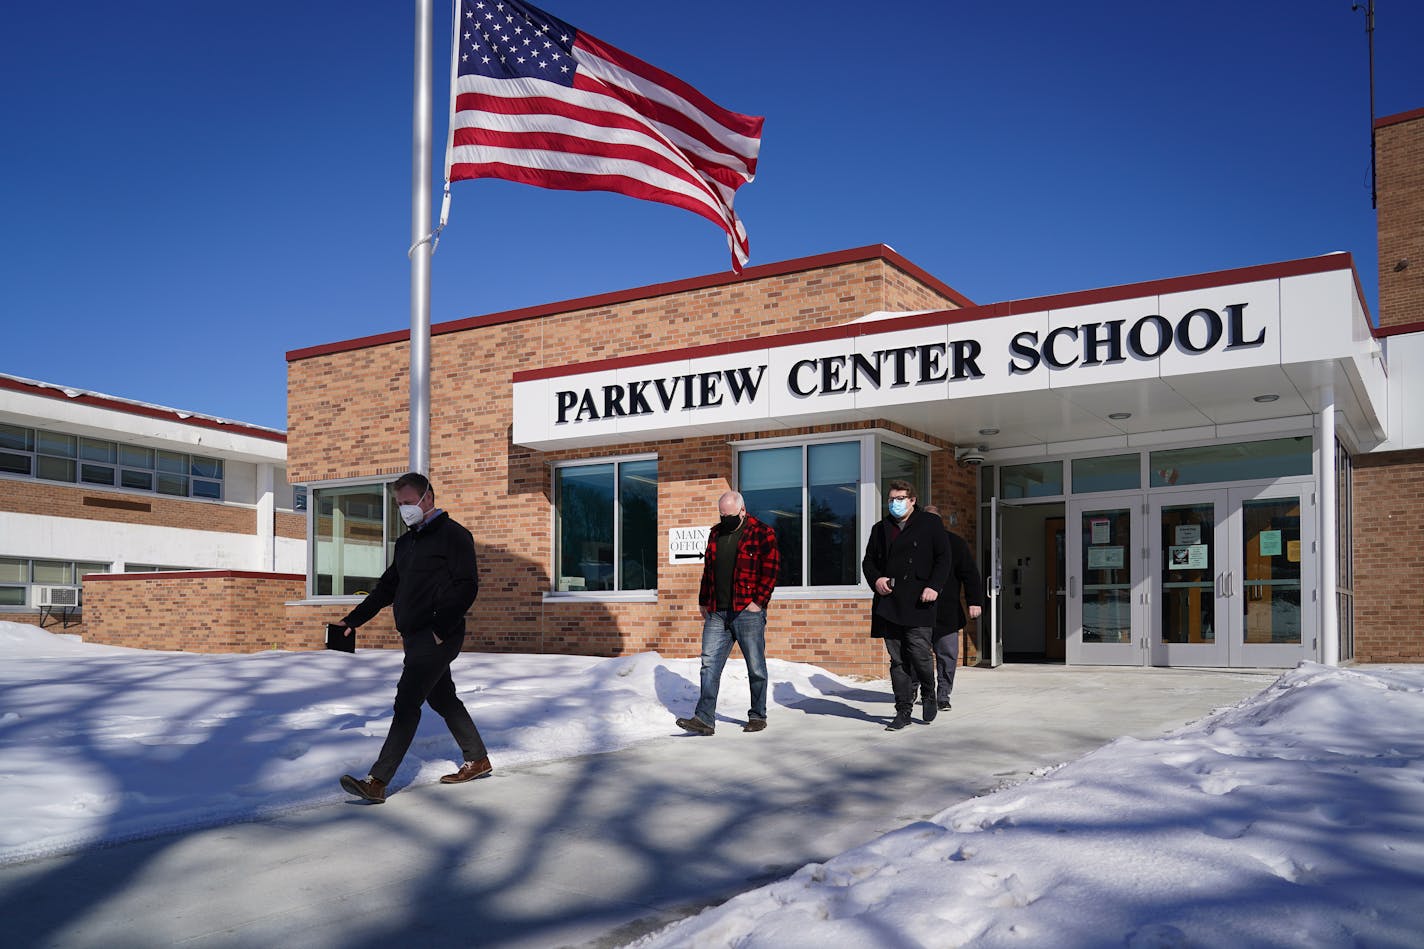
[444,0,764,271]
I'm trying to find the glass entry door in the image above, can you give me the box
[1231,486,1313,667]
[1067,496,1144,665]
[1151,492,1230,666]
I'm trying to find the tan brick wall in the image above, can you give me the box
[0,478,255,535]
[2,612,88,637]
[1352,449,1424,662]
[1377,111,1424,329]
[281,255,972,676]
[276,510,306,540]
[83,573,307,652]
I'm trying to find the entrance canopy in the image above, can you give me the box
[512,254,1387,455]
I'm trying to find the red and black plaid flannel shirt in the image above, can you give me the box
[698,514,780,613]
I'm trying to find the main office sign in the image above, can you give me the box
[509,273,1328,450]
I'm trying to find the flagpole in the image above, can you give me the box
[409,0,434,475]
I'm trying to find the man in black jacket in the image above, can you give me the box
[922,505,985,711]
[862,480,952,731]
[334,473,490,803]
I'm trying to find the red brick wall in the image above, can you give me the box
[1377,110,1424,329]
[0,479,255,534]
[83,572,307,652]
[1352,448,1424,661]
[276,510,306,540]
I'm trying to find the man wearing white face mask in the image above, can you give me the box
[333,472,489,803]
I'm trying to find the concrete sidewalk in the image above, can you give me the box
[0,665,1273,948]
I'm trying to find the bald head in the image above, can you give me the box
[718,491,745,516]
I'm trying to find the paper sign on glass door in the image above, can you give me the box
[1259,530,1282,556]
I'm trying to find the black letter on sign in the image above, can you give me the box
[821,355,849,393]
[1127,315,1173,359]
[951,339,984,380]
[1080,321,1126,366]
[1043,326,1080,369]
[556,390,578,424]
[1224,303,1266,350]
[1176,308,1223,354]
[724,366,765,403]
[1009,331,1041,375]
[698,372,724,408]
[789,359,817,397]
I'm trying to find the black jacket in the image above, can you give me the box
[932,525,985,635]
[341,511,479,638]
[861,508,952,634]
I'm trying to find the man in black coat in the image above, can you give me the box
[333,472,490,803]
[923,505,985,711]
[862,479,952,730]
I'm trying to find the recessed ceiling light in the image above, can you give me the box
[977,428,1000,436]
[1253,394,1280,403]
[1108,412,1131,420]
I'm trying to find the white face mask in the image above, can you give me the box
[398,489,430,527]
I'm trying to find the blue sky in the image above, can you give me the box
[3,1,1421,431]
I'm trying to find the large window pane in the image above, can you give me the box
[618,460,658,591]
[740,446,803,586]
[81,464,116,486]
[1242,497,1302,645]
[192,479,222,500]
[1150,437,1311,487]
[1072,454,1140,494]
[555,464,615,592]
[157,473,189,496]
[0,558,26,583]
[0,423,34,452]
[36,456,75,483]
[75,562,109,577]
[36,431,75,458]
[119,445,155,468]
[80,438,117,463]
[808,442,859,585]
[0,587,24,607]
[880,442,927,502]
[313,485,388,596]
[0,452,31,475]
[1002,461,1063,499]
[32,561,73,584]
[157,450,188,474]
[121,469,153,490]
[191,455,223,479]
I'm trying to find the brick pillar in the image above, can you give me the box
[1376,107,1424,329]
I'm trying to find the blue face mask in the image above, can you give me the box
[889,498,909,519]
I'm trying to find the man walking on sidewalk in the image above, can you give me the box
[333,472,491,803]
[676,490,780,735]
[863,480,951,730]
[922,504,985,712]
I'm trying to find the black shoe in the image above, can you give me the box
[675,716,715,735]
[938,700,952,711]
[743,718,767,733]
[922,698,938,723]
[885,711,912,731]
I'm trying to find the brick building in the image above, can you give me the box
[0,373,305,639]
[69,106,1424,674]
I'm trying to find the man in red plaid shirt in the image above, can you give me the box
[676,490,780,735]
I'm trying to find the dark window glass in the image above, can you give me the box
[157,450,188,475]
[36,456,75,483]
[555,464,615,592]
[618,460,658,591]
[808,442,859,585]
[1150,437,1312,487]
[740,446,803,586]
[36,431,76,458]
[0,452,32,475]
[121,469,153,490]
[191,456,223,479]
[0,423,34,452]
[157,473,189,496]
[80,438,117,463]
[119,445,154,468]
[192,479,222,500]
[1071,454,1140,494]
[81,464,116,486]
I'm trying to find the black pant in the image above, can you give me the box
[882,624,935,715]
[932,628,960,703]
[371,629,487,783]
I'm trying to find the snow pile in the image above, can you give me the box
[635,663,1424,948]
[0,621,803,865]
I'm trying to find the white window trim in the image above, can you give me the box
[542,590,658,603]
[304,476,401,600]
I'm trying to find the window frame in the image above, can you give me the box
[0,557,111,611]
[305,477,402,600]
[547,452,659,601]
[0,423,226,502]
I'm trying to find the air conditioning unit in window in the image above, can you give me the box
[35,585,81,608]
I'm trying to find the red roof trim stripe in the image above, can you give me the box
[0,376,287,443]
[85,570,306,582]
[1374,106,1424,130]
[513,253,1359,383]
[1373,319,1424,339]
[284,244,975,362]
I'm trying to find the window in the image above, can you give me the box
[0,558,110,609]
[312,484,400,596]
[739,440,865,587]
[1002,460,1064,499]
[553,458,657,592]
[1149,437,1311,487]
[879,442,927,504]
[0,424,225,500]
[1071,454,1140,493]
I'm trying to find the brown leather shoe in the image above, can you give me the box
[340,774,387,803]
[743,718,767,733]
[440,756,493,784]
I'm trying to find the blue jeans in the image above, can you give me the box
[693,608,768,725]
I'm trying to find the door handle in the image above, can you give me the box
[1069,575,1076,597]
[1227,571,1235,598]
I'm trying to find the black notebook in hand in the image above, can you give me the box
[325,623,355,653]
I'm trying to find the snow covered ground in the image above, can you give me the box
[635,663,1424,948]
[2,621,1421,948]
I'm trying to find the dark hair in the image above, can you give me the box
[392,472,432,500]
[887,479,915,498]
